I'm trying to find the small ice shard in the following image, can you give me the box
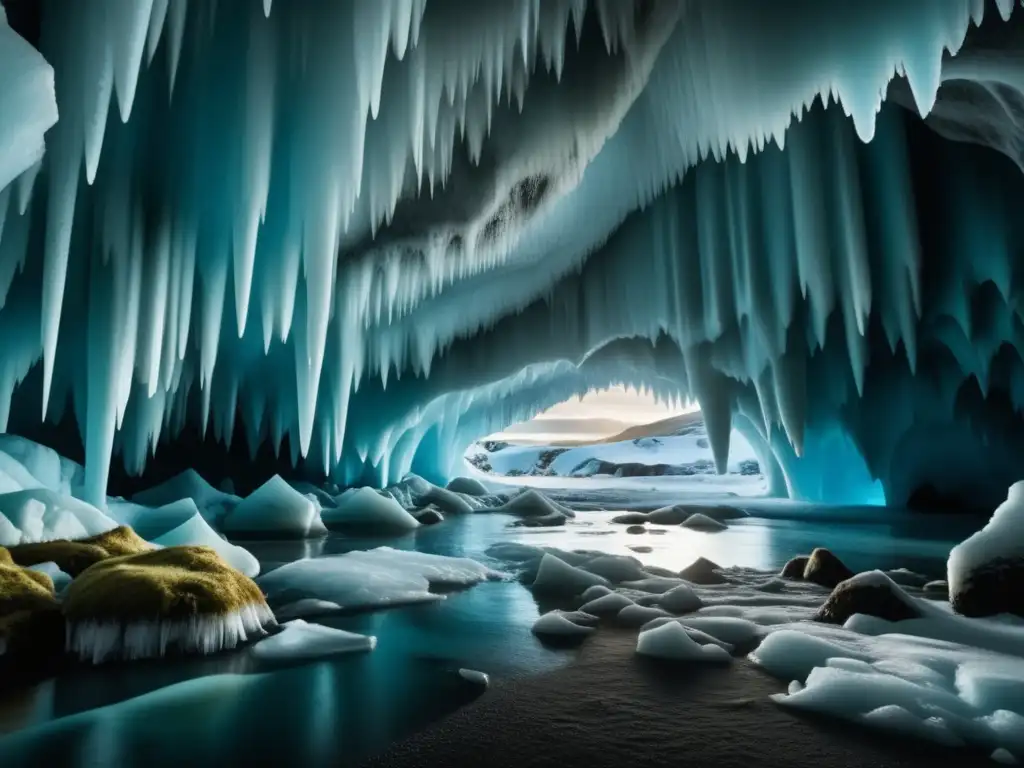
[252,620,376,661]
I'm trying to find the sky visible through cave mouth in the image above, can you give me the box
[486,386,696,444]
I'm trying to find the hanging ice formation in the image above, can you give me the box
[2,0,1024,509]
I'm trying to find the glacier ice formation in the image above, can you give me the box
[2,1,1024,509]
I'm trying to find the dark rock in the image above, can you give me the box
[780,556,809,579]
[414,509,445,525]
[951,557,1024,618]
[628,545,653,554]
[802,548,854,589]
[678,557,727,585]
[815,572,922,625]
[626,525,647,535]
[510,513,567,528]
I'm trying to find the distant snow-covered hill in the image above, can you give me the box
[466,412,761,485]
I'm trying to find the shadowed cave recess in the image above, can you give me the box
[3,0,1024,513]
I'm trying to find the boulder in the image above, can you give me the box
[802,548,854,589]
[814,571,922,625]
[780,555,809,579]
[678,557,727,585]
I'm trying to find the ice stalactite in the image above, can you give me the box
[2,0,1024,508]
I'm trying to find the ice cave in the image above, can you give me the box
[2,1,1024,767]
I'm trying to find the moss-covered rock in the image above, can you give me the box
[814,571,922,625]
[62,545,274,663]
[7,526,153,577]
[780,555,809,579]
[802,548,854,588]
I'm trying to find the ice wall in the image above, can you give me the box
[2,0,1024,508]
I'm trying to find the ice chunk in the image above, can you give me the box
[151,510,261,578]
[107,498,196,540]
[251,619,375,661]
[859,705,964,747]
[259,547,502,610]
[636,620,732,663]
[132,470,240,515]
[321,487,420,531]
[222,475,325,539]
[748,629,865,681]
[0,489,118,546]
[0,435,83,494]
[458,668,490,687]
[531,553,610,596]
[617,603,672,627]
[578,554,649,583]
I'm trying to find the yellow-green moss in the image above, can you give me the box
[0,561,57,615]
[62,545,267,623]
[0,546,12,566]
[7,525,153,577]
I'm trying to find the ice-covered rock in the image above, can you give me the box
[531,610,596,638]
[458,668,490,687]
[252,620,375,661]
[948,481,1024,618]
[446,477,489,496]
[814,571,922,625]
[580,591,634,616]
[321,487,420,532]
[530,553,609,596]
[636,620,732,663]
[678,557,728,585]
[577,554,649,583]
[0,489,118,547]
[680,512,728,532]
[273,598,343,621]
[259,547,501,610]
[494,490,574,519]
[617,603,672,628]
[149,505,260,578]
[658,583,703,614]
[221,476,325,539]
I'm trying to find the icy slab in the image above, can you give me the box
[259,547,502,611]
[322,487,420,531]
[107,498,196,540]
[636,620,733,663]
[27,560,72,592]
[658,584,703,614]
[251,619,375,662]
[132,470,240,518]
[0,8,57,193]
[274,598,343,622]
[66,603,275,664]
[150,507,261,578]
[222,475,325,539]
[458,668,490,687]
[0,489,118,546]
